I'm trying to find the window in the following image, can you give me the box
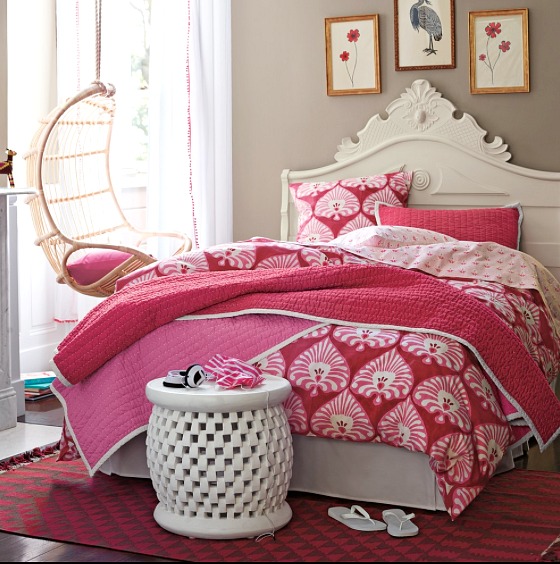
[55,0,232,248]
[56,0,152,227]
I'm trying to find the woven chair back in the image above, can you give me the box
[25,82,191,297]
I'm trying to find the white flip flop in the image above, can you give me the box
[382,508,419,537]
[328,505,387,532]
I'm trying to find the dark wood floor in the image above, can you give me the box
[4,395,559,562]
[0,531,179,562]
[18,396,65,427]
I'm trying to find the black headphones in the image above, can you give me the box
[162,364,207,388]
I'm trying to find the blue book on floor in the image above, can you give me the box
[21,372,56,387]
[24,382,53,390]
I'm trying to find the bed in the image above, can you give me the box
[50,79,560,520]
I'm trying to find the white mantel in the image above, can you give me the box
[0,187,35,431]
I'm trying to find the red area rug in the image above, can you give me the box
[0,458,558,562]
[0,441,59,472]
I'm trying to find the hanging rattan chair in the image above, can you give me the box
[24,81,192,297]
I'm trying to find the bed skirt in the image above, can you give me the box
[98,432,517,512]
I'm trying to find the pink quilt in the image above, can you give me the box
[52,233,560,519]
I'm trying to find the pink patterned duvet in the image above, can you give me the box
[52,228,560,519]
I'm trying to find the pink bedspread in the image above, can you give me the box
[53,315,318,467]
[52,234,560,519]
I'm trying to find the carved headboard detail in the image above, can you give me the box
[281,79,560,279]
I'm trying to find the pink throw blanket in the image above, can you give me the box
[53,263,560,448]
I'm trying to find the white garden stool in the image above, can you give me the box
[145,375,293,539]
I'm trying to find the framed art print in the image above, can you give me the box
[394,0,455,71]
[469,9,529,94]
[325,14,381,96]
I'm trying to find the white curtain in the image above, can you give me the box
[147,0,232,251]
[53,0,232,323]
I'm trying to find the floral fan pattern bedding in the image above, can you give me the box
[55,226,560,520]
[289,171,413,243]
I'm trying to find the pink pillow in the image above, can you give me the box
[374,203,523,249]
[66,249,133,285]
[289,171,413,243]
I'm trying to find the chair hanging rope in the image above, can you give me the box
[95,0,102,81]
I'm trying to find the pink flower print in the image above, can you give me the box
[340,176,385,191]
[485,22,502,38]
[340,28,361,87]
[499,41,511,53]
[310,391,374,441]
[441,396,455,412]
[414,376,471,431]
[288,338,349,397]
[430,434,474,485]
[479,21,511,85]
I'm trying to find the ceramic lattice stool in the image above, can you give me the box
[145,375,293,539]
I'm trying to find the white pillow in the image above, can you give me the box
[330,224,457,249]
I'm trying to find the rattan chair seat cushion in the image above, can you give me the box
[66,248,134,286]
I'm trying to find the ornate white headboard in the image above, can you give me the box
[281,79,560,280]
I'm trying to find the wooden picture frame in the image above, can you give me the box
[325,14,381,96]
[394,0,455,71]
[469,9,529,94]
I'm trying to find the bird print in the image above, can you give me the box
[410,0,442,56]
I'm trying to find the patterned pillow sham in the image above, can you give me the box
[374,202,523,249]
[289,171,413,243]
[331,224,457,249]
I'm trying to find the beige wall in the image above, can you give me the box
[232,0,560,242]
